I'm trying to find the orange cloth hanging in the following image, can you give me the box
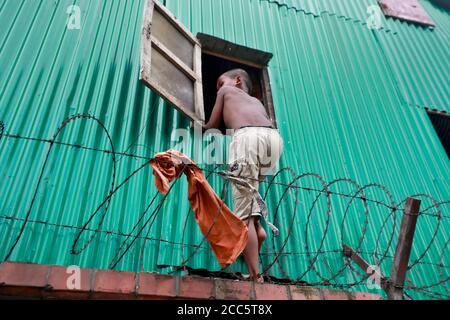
[149,150,248,268]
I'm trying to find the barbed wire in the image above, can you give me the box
[0,114,448,300]
[1,213,447,271]
[3,129,448,217]
[0,121,4,142]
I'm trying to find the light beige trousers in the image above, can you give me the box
[228,127,284,220]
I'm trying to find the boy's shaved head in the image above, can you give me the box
[220,69,253,94]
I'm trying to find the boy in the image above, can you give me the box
[204,69,284,283]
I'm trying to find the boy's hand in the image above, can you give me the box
[203,87,226,130]
[201,121,212,134]
[200,121,210,134]
[189,120,206,130]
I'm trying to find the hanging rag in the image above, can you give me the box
[149,150,248,268]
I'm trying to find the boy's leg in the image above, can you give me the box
[252,128,282,253]
[228,130,265,282]
[255,218,267,253]
[231,170,265,282]
[243,216,264,283]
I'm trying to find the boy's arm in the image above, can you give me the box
[204,87,226,130]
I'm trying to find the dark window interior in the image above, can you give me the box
[202,53,265,133]
[427,110,450,159]
[430,0,450,11]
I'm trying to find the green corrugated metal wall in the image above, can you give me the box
[0,0,448,299]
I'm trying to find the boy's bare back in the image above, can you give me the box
[205,86,273,130]
[222,86,273,129]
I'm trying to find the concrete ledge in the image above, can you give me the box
[0,262,382,300]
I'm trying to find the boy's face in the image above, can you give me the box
[216,75,239,92]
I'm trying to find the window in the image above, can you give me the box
[429,0,450,10]
[140,0,276,129]
[197,33,277,132]
[427,109,450,159]
[377,0,435,27]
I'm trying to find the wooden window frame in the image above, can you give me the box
[197,33,277,129]
[140,0,276,128]
[200,51,277,129]
[140,0,205,125]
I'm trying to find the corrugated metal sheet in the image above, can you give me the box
[0,0,449,299]
[259,0,450,111]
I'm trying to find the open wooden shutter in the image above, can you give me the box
[140,0,205,124]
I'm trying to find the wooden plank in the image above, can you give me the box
[139,0,204,125]
[143,77,202,124]
[202,49,266,69]
[387,197,421,300]
[197,33,273,68]
[151,36,198,81]
[193,44,205,124]
[261,67,278,129]
[343,245,390,291]
[139,0,155,82]
[151,9,194,68]
[378,0,435,27]
[343,245,371,271]
[152,0,201,46]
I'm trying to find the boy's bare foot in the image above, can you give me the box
[254,274,265,284]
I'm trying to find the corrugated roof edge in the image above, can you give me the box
[256,0,449,113]
[259,0,399,34]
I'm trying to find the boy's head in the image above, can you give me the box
[217,69,253,94]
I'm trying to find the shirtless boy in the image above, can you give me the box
[204,69,284,283]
